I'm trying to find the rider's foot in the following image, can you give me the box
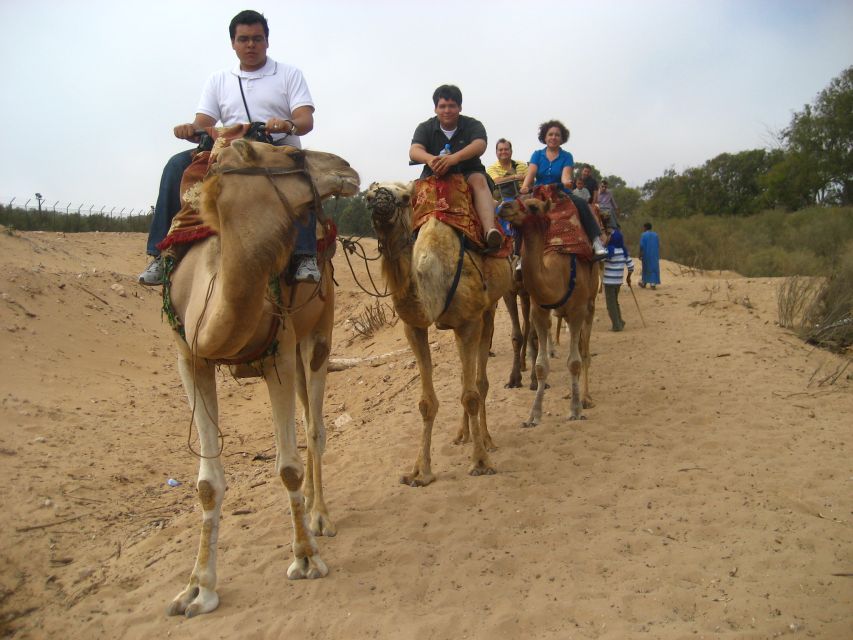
[294,256,321,282]
[486,228,502,251]
[592,237,608,261]
[138,258,163,286]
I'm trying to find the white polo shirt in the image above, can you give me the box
[196,56,314,147]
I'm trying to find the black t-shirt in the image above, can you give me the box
[411,115,487,179]
[583,175,598,202]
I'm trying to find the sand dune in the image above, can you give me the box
[0,229,850,639]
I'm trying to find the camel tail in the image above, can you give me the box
[412,238,453,323]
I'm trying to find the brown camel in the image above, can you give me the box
[164,140,359,617]
[366,181,512,485]
[498,196,599,425]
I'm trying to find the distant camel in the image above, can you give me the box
[366,180,512,485]
[498,194,599,425]
[163,140,359,616]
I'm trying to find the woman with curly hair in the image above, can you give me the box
[520,119,607,258]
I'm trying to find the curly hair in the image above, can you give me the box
[537,120,569,144]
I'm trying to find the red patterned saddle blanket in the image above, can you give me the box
[412,174,512,258]
[156,124,335,258]
[533,184,594,261]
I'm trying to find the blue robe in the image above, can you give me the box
[639,231,661,285]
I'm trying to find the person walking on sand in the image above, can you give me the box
[602,229,634,331]
[638,222,661,289]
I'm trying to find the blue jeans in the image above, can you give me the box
[146,149,317,259]
[147,150,193,257]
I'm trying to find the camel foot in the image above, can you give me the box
[287,554,328,580]
[521,420,538,429]
[469,462,496,476]
[400,472,435,487]
[452,434,471,445]
[309,511,337,537]
[569,414,587,421]
[505,379,522,389]
[167,585,219,618]
[582,398,596,409]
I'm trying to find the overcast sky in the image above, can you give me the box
[1,0,851,214]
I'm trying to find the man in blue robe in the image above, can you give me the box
[639,222,661,289]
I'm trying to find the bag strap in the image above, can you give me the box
[238,76,252,122]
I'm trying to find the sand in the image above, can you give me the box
[0,229,850,639]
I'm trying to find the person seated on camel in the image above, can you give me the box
[409,84,502,252]
[519,119,608,260]
[487,138,528,200]
[139,9,321,286]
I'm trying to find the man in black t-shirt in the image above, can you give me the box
[409,84,502,251]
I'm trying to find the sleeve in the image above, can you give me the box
[626,257,635,272]
[411,120,430,147]
[467,117,487,143]
[286,67,314,111]
[564,150,574,168]
[529,149,542,167]
[196,73,222,121]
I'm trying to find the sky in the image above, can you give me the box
[1,0,851,215]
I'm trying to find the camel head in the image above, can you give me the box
[497,196,552,232]
[365,181,413,231]
[215,139,360,207]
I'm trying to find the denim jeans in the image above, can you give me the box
[568,193,602,242]
[146,150,193,257]
[146,149,317,259]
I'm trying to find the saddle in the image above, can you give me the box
[532,184,598,262]
[412,174,512,258]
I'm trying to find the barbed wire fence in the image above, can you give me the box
[1,196,154,233]
[3,196,152,217]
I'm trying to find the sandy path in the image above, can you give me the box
[0,230,850,639]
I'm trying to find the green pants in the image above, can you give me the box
[604,284,625,331]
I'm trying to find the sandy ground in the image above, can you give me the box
[0,229,850,639]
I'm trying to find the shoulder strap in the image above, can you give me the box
[238,76,252,122]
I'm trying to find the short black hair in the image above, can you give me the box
[229,10,269,40]
[496,138,512,152]
[537,120,569,144]
[644,222,653,230]
[432,84,463,107]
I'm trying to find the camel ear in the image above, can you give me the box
[231,139,258,163]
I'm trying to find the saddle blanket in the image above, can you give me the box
[533,184,593,261]
[412,174,512,258]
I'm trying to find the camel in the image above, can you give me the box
[498,195,599,426]
[366,180,512,485]
[163,139,359,617]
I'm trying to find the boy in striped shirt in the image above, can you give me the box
[602,230,634,331]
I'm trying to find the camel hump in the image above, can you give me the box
[412,219,460,322]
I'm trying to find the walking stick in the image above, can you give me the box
[627,282,647,328]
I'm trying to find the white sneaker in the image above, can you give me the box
[294,256,321,282]
[592,237,608,260]
[138,258,163,285]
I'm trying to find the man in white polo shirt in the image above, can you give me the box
[139,9,319,284]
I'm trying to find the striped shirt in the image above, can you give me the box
[602,248,634,286]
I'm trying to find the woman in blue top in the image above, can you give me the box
[520,119,607,258]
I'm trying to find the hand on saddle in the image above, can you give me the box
[174,123,201,142]
[519,184,531,195]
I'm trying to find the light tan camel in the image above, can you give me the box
[164,140,359,617]
[498,196,599,425]
[502,271,558,390]
[366,181,512,485]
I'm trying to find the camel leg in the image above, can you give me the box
[548,315,558,358]
[296,336,336,537]
[524,307,551,427]
[167,347,225,618]
[580,299,596,409]
[520,291,531,373]
[454,321,495,476]
[454,411,471,445]
[478,306,497,452]
[265,330,328,580]
[402,324,438,487]
[503,292,523,388]
[566,313,586,421]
